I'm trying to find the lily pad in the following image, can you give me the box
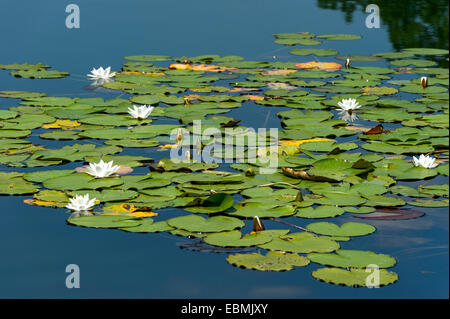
[227,251,309,271]
[119,219,174,233]
[308,249,396,268]
[296,206,345,219]
[259,232,340,253]
[167,215,245,233]
[312,267,398,287]
[306,222,376,237]
[67,215,142,228]
[204,230,285,247]
[184,193,234,214]
[289,48,338,56]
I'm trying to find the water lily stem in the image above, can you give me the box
[269,217,312,233]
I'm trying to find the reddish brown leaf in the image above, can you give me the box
[364,124,384,135]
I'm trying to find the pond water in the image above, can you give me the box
[0,0,448,298]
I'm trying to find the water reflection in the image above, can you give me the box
[317,0,449,66]
[338,109,359,122]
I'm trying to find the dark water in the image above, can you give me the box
[0,0,448,298]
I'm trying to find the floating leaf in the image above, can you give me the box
[306,222,376,237]
[308,249,396,268]
[227,251,309,271]
[259,232,340,253]
[289,48,338,56]
[204,230,284,247]
[312,267,398,287]
[229,202,296,218]
[407,199,448,207]
[296,206,345,219]
[317,34,361,40]
[120,219,173,233]
[67,215,143,228]
[184,193,234,214]
[167,215,245,233]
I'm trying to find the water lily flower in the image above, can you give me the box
[176,128,183,146]
[345,58,351,69]
[412,154,438,169]
[66,194,96,212]
[128,105,154,120]
[337,98,361,113]
[420,76,428,88]
[253,216,265,232]
[86,159,120,178]
[87,66,116,80]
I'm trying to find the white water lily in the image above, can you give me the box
[86,159,120,178]
[412,154,438,169]
[87,66,116,80]
[337,98,361,112]
[128,105,154,119]
[66,194,97,212]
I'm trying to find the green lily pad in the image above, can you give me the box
[402,48,449,55]
[308,249,396,268]
[259,232,340,253]
[407,199,448,207]
[229,202,296,218]
[33,190,69,202]
[227,251,309,271]
[389,59,436,67]
[306,222,376,237]
[363,195,405,207]
[184,193,234,214]
[120,219,174,233]
[317,34,361,40]
[43,174,123,191]
[0,172,40,195]
[68,189,138,202]
[289,48,338,56]
[124,55,172,61]
[204,230,286,247]
[11,69,69,79]
[312,267,398,287]
[167,215,245,233]
[296,206,345,219]
[67,215,142,228]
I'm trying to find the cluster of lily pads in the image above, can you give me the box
[0,32,448,288]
